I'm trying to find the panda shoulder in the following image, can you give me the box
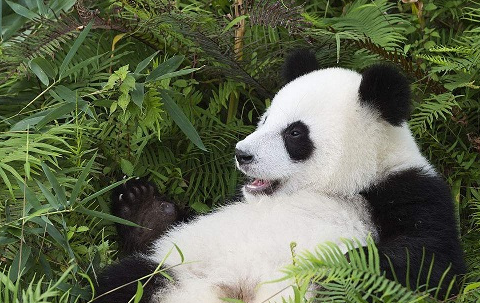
[361,167,454,211]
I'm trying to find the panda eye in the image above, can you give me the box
[290,130,301,137]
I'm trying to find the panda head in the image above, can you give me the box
[235,49,431,198]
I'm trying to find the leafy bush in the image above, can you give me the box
[0,0,479,302]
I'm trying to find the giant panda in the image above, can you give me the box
[95,50,466,303]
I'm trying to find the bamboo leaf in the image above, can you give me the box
[9,244,32,283]
[159,90,206,151]
[132,83,145,108]
[59,21,92,78]
[76,206,141,227]
[29,58,53,85]
[70,153,97,205]
[133,281,144,303]
[148,67,200,82]
[79,179,130,205]
[6,1,37,19]
[35,102,76,130]
[134,51,160,74]
[222,15,248,34]
[41,162,67,206]
[145,55,184,82]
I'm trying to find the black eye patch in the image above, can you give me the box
[282,121,314,161]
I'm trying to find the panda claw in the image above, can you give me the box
[119,193,124,201]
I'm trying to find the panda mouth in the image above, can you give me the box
[245,179,280,195]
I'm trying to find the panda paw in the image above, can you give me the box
[111,177,179,254]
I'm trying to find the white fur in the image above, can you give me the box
[150,193,373,303]
[146,67,432,302]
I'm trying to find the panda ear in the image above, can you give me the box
[359,64,411,126]
[282,49,320,83]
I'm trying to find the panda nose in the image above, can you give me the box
[235,149,254,165]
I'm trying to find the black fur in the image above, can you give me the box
[111,178,187,254]
[282,121,314,161]
[360,168,466,298]
[282,49,320,83]
[359,64,411,126]
[95,255,167,303]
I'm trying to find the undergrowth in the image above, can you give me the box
[0,0,479,302]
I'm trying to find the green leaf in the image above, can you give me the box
[118,93,130,110]
[51,86,77,103]
[50,0,76,13]
[159,90,206,151]
[146,56,184,82]
[115,65,129,80]
[0,237,16,245]
[10,111,50,131]
[190,201,210,213]
[36,180,60,209]
[464,281,480,293]
[134,51,160,74]
[133,281,144,303]
[28,57,55,85]
[76,206,141,227]
[41,162,67,206]
[79,178,130,205]
[29,60,49,85]
[119,74,135,94]
[70,153,97,205]
[9,244,32,283]
[104,73,120,90]
[110,101,118,114]
[59,21,92,77]
[16,179,42,212]
[222,15,248,34]
[174,244,185,263]
[132,83,145,108]
[149,67,200,82]
[6,1,37,19]
[36,0,47,16]
[35,102,76,130]
[120,158,134,176]
[62,54,103,79]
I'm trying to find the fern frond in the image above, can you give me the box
[328,0,407,50]
[410,93,459,135]
[282,237,431,303]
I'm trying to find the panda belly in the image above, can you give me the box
[148,192,374,303]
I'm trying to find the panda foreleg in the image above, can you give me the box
[111,178,188,254]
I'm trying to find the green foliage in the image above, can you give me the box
[281,238,480,303]
[0,0,479,302]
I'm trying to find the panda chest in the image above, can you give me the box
[154,193,375,271]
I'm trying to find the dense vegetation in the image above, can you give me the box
[0,0,479,302]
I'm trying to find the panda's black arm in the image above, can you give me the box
[94,255,169,303]
[111,178,190,255]
[360,168,466,297]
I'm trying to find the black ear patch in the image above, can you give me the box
[282,121,314,161]
[359,64,411,126]
[282,49,320,83]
